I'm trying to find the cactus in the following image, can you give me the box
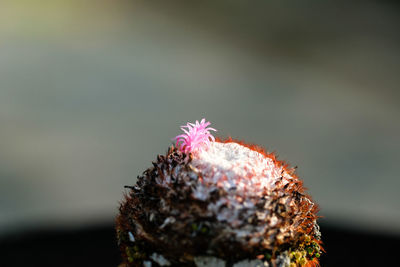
[116,119,322,266]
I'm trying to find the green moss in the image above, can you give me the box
[289,235,322,266]
[311,241,318,248]
[125,247,135,263]
[299,257,307,265]
[290,251,302,261]
[264,252,272,261]
[125,245,146,264]
[191,223,209,235]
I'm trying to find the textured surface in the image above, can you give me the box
[116,141,322,266]
[192,142,289,198]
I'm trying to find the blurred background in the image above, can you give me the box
[0,0,399,266]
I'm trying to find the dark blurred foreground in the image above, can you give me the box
[1,223,397,266]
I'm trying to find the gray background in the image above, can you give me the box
[0,0,399,236]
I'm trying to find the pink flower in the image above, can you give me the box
[174,119,217,153]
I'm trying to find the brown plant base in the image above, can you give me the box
[116,142,322,267]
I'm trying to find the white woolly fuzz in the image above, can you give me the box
[191,142,292,198]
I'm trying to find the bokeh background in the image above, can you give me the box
[1,0,399,265]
